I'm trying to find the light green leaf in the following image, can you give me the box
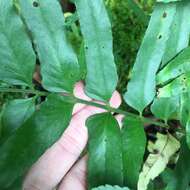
[74,0,118,101]
[19,0,80,93]
[156,0,182,3]
[158,73,190,98]
[165,139,190,190]
[0,0,36,87]
[0,94,74,188]
[138,133,180,190]
[86,113,123,189]
[124,3,176,113]
[92,185,130,190]
[157,47,190,85]
[1,98,35,140]
[162,0,190,66]
[122,117,146,189]
[151,97,179,122]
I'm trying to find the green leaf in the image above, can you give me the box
[86,113,123,189]
[73,0,118,101]
[122,117,146,189]
[0,0,36,87]
[19,0,80,93]
[124,3,176,113]
[162,0,190,66]
[127,0,149,25]
[158,73,190,98]
[156,0,182,3]
[1,98,35,140]
[0,94,74,188]
[157,47,190,85]
[151,97,179,122]
[165,139,190,190]
[179,93,190,148]
[92,185,130,190]
[138,133,180,190]
[179,92,190,127]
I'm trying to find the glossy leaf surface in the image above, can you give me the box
[162,0,190,66]
[158,73,190,98]
[1,98,35,140]
[157,47,190,85]
[0,94,74,188]
[86,113,123,189]
[151,97,179,122]
[122,117,146,189]
[124,3,176,113]
[0,0,36,87]
[74,0,118,101]
[19,0,80,93]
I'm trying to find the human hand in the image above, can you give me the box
[23,81,122,190]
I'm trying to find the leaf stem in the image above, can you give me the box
[0,87,167,128]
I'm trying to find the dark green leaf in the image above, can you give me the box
[92,185,130,190]
[0,94,74,188]
[74,0,118,101]
[165,139,190,190]
[86,113,123,189]
[124,3,176,113]
[1,98,35,140]
[19,0,80,93]
[162,0,190,66]
[151,97,179,122]
[157,47,190,85]
[122,117,146,189]
[179,92,190,127]
[0,0,36,87]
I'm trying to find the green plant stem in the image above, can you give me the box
[0,88,48,96]
[0,87,167,128]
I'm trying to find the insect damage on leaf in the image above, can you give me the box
[137,133,180,190]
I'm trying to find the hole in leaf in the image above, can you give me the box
[33,1,39,7]
[162,12,167,18]
[158,35,162,39]
[85,46,88,50]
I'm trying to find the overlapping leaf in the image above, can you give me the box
[73,0,118,102]
[151,97,179,122]
[157,47,190,85]
[87,114,146,189]
[158,73,190,98]
[0,98,35,141]
[138,133,180,190]
[124,3,176,113]
[0,0,36,87]
[165,139,190,190]
[19,0,80,93]
[162,0,190,66]
[86,113,123,189]
[0,94,74,188]
[122,117,146,189]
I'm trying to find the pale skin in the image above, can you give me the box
[23,81,122,190]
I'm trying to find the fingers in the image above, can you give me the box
[115,114,124,128]
[58,156,87,190]
[72,82,91,115]
[23,84,121,190]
